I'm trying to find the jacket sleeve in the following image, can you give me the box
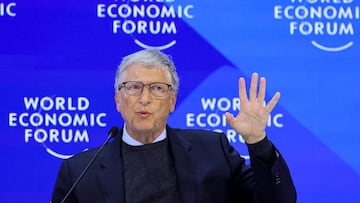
[220,135,297,203]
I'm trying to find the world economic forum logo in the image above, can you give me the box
[274,0,359,52]
[97,0,194,50]
[8,96,107,159]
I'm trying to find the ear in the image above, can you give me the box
[114,91,121,113]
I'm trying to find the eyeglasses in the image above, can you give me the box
[118,81,173,97]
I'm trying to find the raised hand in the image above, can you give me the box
[225,73,280,144]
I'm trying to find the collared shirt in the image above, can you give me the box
[122,124,167,146]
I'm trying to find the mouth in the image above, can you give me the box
[136,111,151,117]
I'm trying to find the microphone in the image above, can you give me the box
[60,126,119,203]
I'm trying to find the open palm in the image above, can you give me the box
[225,73,280,144]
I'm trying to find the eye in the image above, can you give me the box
[151,84,166,92]
[127,82,142,90]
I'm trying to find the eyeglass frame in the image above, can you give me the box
[118,81,174,97]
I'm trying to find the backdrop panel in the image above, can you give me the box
[1,0,359,202]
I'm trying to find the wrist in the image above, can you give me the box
[244,131,266,144]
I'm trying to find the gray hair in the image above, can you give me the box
[114,49,179,92]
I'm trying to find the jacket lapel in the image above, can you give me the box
[167,126,196,203]
[95,130,125,203]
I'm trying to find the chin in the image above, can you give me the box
[134,122,156,131]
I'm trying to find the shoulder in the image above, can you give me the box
[170,127,224,140]
[61,147,100,170]
[167,127,230,149]
[167,127,245,170]
[65,133,121,164]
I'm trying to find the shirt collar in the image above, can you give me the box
[122,123,167,146]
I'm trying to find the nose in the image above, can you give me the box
[138,86,152,104]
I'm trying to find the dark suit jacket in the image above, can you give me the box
[52,126,296,203]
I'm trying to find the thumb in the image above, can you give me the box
[225,112,235,127]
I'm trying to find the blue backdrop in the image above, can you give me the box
[1,0,359,202]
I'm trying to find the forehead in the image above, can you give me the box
[123,63,171,82]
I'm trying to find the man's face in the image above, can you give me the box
[114,63,177,139]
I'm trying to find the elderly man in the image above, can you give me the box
[52,49,296,203]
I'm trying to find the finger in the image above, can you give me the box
[249,73,258,102]
[258,77,266,104]
[239,77,248,104]
[266,92,281,113]
[225,112,235,127]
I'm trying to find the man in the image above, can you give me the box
[52,49,296,203]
